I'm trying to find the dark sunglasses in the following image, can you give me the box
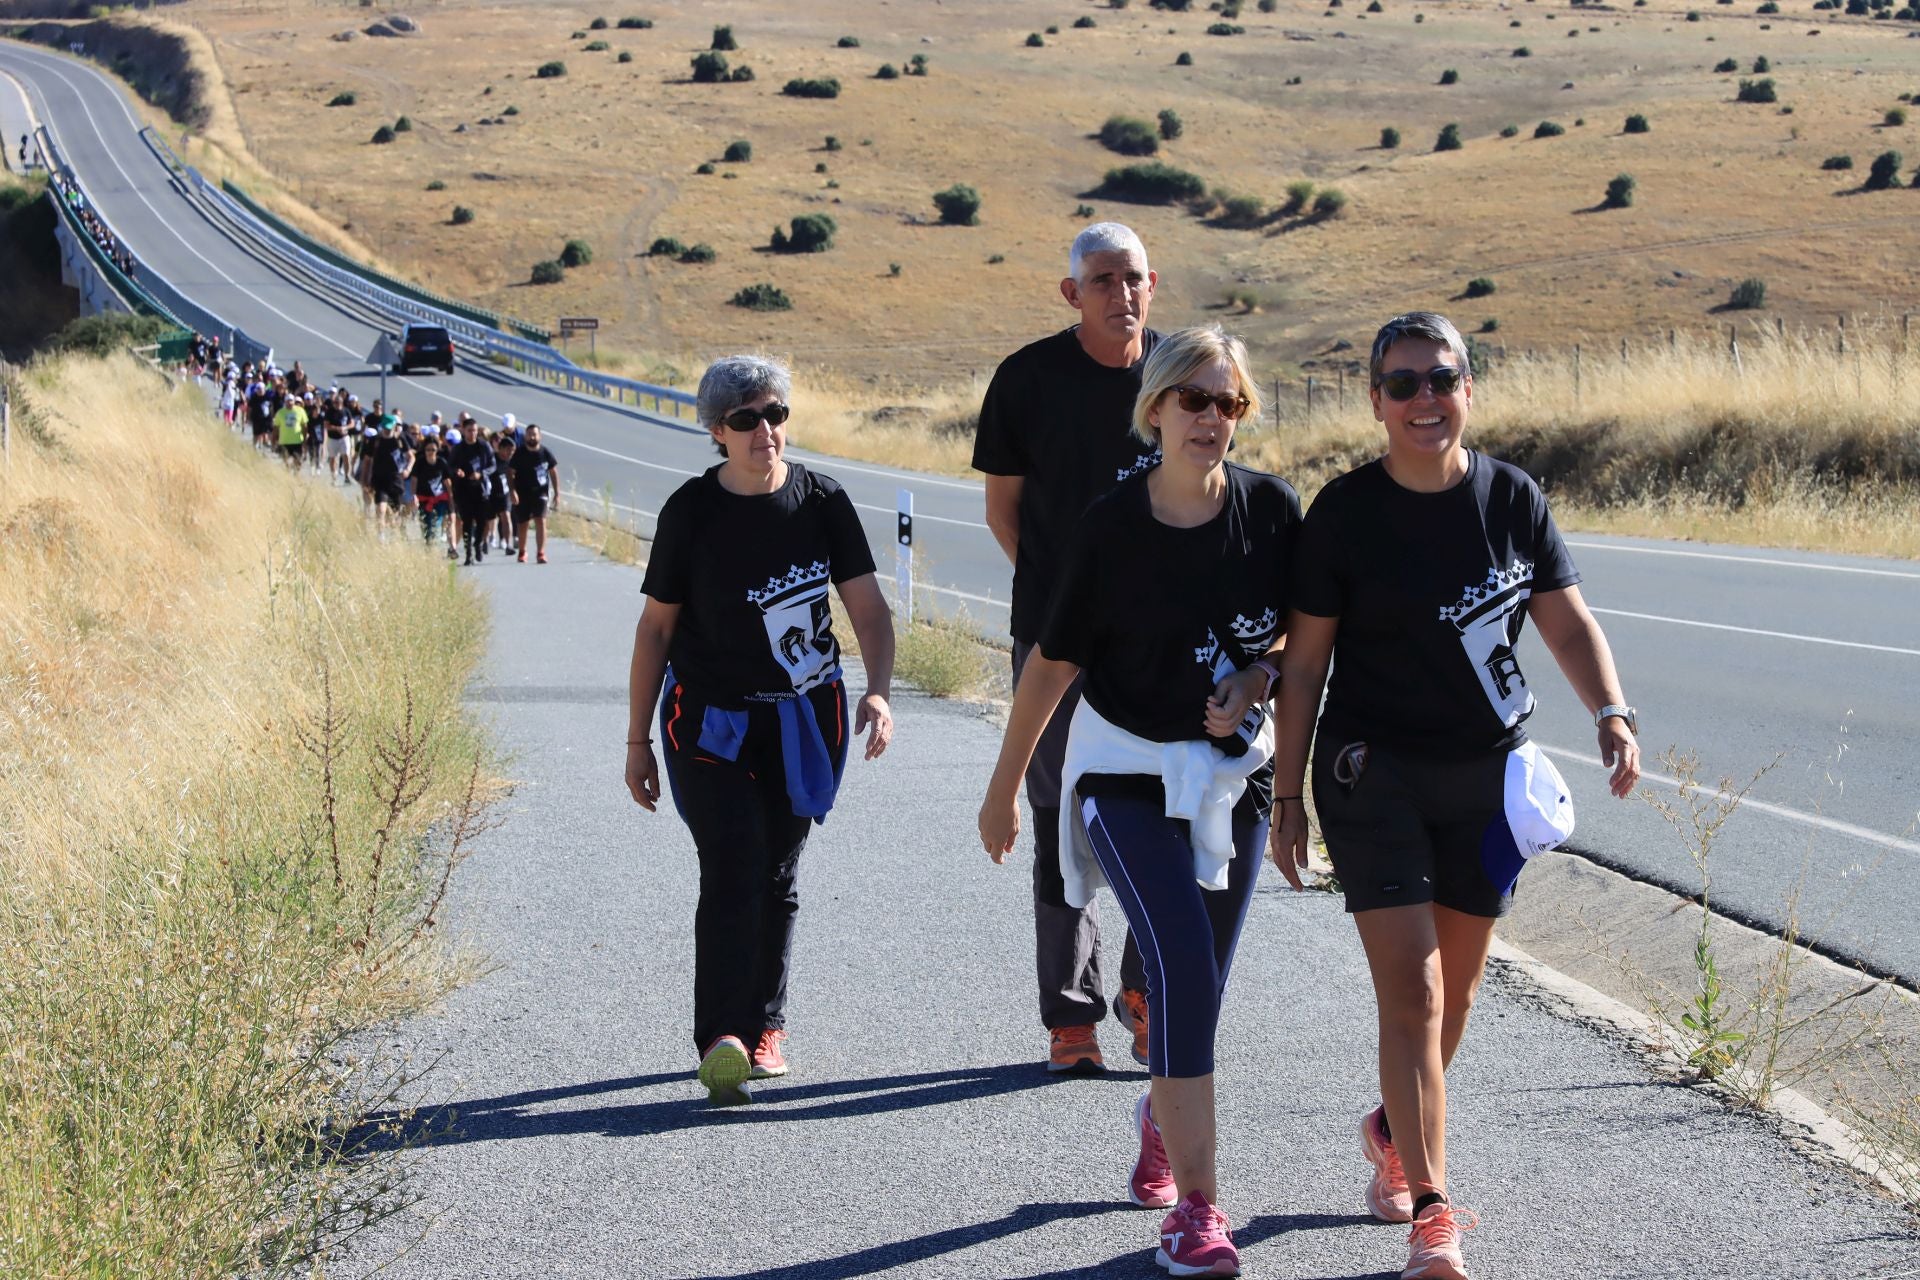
[1377,366,1465,402]
[1168,385,1252,420]
[721,402,791,432]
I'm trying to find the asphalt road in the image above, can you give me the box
[340,537,1919,1279]
[5,37,1918,983]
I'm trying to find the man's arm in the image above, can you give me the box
[983,474,1023,567]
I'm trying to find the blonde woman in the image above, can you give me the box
[980,325,1302,1278]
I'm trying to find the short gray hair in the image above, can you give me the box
[697,355,792,454]
[1368,312,1470,387]
[1069,221,1149,282]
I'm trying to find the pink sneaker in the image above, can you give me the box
[1128,1092,1176,1208]
[1361,1105,1414,1223]
[1403,1201,1478,1280]
[1156,1190,1239,1277]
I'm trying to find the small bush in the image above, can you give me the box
[1729,277,1767,309]
[590,16,609,28]
[783,77,842,98]
[1535,119,1567,138]
[1176,50,1194,64]
[1465,277,1496,298]
[617,15,652,28]
[1076,14,1099,26]
[450,205,475,225]
[1074,202,1097,217]
[370,124,396,144]
[1887,107,1909,126]
[1208,21,1246,33]
[1479,318,1500,333]
[1821,153,1854,169]
[724,139,752,162]
[503,105,520,116]
[815,161,828,173]
[1100,115,1161,155]
[691,51,730,82]
[1380,126,1401,148]
[908,53,930,75]
[1440,67,1460,84]
[1624,113,1651,133]
[327,90,357,107]
[889,262,903,277]
[1367,0,1383,10]
[711,24,737,51]
[731,66,755,82]
[1715,56,1739,71]
[531,259,565,285]
[1757,1,1778,9]
[1159,108,1184,140]
[1436,122,1463,151]
[1260,0,1279,8]
[988,253,1007,264]
[618,50,633,63]
[1047,24,1061,33]
[680,243,716,263]
[1753,55,1772,70]
[1312,188,1348,218]
[731,283,792,311]
[1686,8,1702,17]
[695,162,716,174]
[1027,32,1046,46]
[648,235,686,256]
[1500,124,1520,137]
[876,62,899,79]
[584,39,609,51]
[1098,161,1207,203]
[1737,77,1777,103]
[426,179,447,190]
[1603,172,1636,208]
[536,60,567,78]
[933,183,984,225]
[1216,193,1267,226]
[1866,149,1904,188]
[561,239,594,268]
[390,115,412,132]
[1513,45,1533,55]
[772,212,838,253]
[825,135,843,151]
[837,35,861,47]
[1281,179,1315,214]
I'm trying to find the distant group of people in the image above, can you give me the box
[627,222,1643,1280]
[48,165,136,278]
[206,354,563,565]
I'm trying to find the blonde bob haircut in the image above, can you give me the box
[1130,324,1262,449]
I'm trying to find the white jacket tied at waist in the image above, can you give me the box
[1057,696,1275,910]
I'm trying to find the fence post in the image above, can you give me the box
[895,488,915,625]
[1573,344,1582,405]
[1272,378,1280,430]
[1306,376,1315,417]
[1668,329,1676,353]
[1837,315,1847,357]
[1729,327,1742,377]
[1620,337,1628,363]
[1338,366,1346,412]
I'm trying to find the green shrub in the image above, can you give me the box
[1027,32,1046,46]
[988,253,1007,264]
[1100,115,1161,155]
[732,283,792,311]
[1513,45,1532,55]
[1887,107,1909,126]
[711,24,737,50]
[1736,77,1777,103]
[838,35,861,47]
[1757,1,1778,10]
[1715,56,1739,71]
[825,135,843,151]
[584,39,609,51]
[1753,54,1772,70]
[1098,161,1207,202]
[731,65,754,82]
[561,238,594,268]
[1047,24,1061,33]
[450,205,474,225]
[1312,188,1348,218]
[648,235,686,256]
[617,50,633,62]
[426,179,446,190]
[691,51,730,82]
[695,162,716,174]
[890,262,903,276]
[1603,173,1636,208]
[783,77,841,98]
[1440,67,1460,84]
[1074,202,1097,217]
[327,90,356,107]
[724,139,752,162]
[1866,149,1903,188]
[1380,126,1400,148]
[1176,50,1194,65]
[1260,0,1279,8]
[876,62,899,79]
[772,213,838,253]
[1150,110,1180,142]
[1281,179,1315,214]
[590,16,609,28]
[1479,318,1499,333]
[370,124,396,144]
[1367,0,1383,10]
[617,16,652,28]
[1686,8,1702,17]
[908,53,929,75]
[1624,113,1651,133]
[531,259,565,284]
[680,243,716,263]
[537,60,566,78]
[1076,14,1099,25]
[1217,193,1265,226]
[503,105,520,116]
[1535,119,1566,137]
[1821,153,1854,169]
[1500,124,1520,138]
[1728,277,1766,309]
[1435,122,1463,151]
[1465,276,1496,298]
[933,183,983,225]
[1208,21,1246,33]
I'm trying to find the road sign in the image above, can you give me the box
[367,333,400,402]
[558,317,599,332]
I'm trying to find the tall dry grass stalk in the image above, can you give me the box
[0,354,495,1276]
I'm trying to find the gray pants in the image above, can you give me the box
[1012,641,1146,1030]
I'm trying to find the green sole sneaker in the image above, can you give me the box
[698,1037,754,1107]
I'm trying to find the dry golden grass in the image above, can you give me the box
[0,354,493,1275]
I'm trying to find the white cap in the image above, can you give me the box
[501,413,516,431]
[1481,742,1576,894]
[446,428,462,445]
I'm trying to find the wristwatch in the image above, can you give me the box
[1594,704,1638,734]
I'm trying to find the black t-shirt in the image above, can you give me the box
[369,437,412,491]
[1041,462,1303,809]
[412,455,451,502]
[971,326,1164,643]
[489,454,514,501]
[451,441,495,495]
[1292,450,1582,757]
[642,462,877,705]
[510,446,558,500]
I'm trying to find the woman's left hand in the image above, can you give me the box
[1599,719,1641,798]
[855,693,894,760]
[1204,667,1270,738]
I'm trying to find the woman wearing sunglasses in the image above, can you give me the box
[980,325,1301,1278]
[625,354,897,1106]
[1267,312,1640,1280]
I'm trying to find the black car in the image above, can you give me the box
[396,323,455,374]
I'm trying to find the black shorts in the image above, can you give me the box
[279,442,304,460]
[515,496,548,520]
[1311,737,1513,918]
[374,484,407,509]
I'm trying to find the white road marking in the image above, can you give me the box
[1569,540,1920,581]
[1540,744,1920,859]
[1589,608,1920,658]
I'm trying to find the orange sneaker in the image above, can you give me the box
[1048,1025,1106,1074]
[1361,1105,1414,1223]
[1115,986,1151,1068]
[1402,1201,1478,1280]
[750,1028,789,1079]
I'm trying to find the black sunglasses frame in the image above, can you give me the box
[1376,366,1466,403]
[1168,384,1253,421]
[721,402,792,432]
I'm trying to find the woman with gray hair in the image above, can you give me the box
[625,354,896,1107]
[1267,311,1639,1280]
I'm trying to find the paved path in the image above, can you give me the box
[346,539,1919,1280]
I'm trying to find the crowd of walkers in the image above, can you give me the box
[625,221,1644,1280]
[47,164,137,279]
[206,354,562,565]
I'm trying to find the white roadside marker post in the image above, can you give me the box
[896,488,914,625]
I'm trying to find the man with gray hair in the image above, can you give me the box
[972,221,1160,1073]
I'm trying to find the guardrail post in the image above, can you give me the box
[895,489,915,624]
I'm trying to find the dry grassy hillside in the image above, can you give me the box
[155,0,1920,388]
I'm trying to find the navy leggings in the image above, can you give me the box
[1078,793,1265,1079]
